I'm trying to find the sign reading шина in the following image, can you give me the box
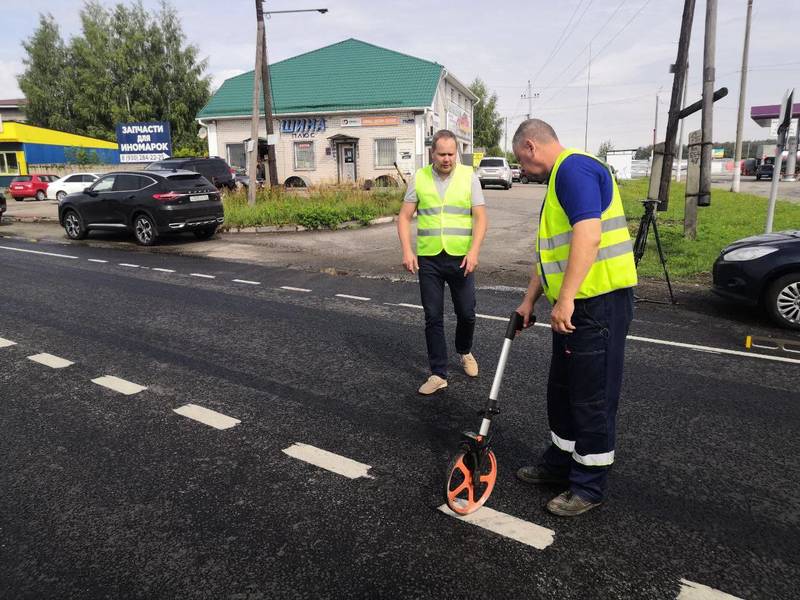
[116,121,173,163]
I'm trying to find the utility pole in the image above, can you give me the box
[527,80,532,119]
[697,0,718,209]
[650,93,659,174]
[676,64,689,182]
[247,0,265,206]
[504,116,508,155]
[731,0,754,193]
[584,43,591,152]
[259,1,278,188]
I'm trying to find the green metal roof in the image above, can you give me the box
[197,39,443,119]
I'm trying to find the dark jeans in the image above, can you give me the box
[540,288,634,503]
[418,252,476,378]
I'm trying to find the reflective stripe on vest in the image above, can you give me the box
[536,149,638,303]
[415,164,474,256]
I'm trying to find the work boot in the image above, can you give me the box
[546,491,601,517]
[516,465,569,486]
[418,375,448,395]
[460,353,478,377]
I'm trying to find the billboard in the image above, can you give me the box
[116,121,172,163]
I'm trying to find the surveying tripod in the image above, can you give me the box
[632,199,676,305]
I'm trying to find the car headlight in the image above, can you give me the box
[723,246,778,261]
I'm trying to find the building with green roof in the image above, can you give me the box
[196,38,476,186]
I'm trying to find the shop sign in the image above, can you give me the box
[446,102,472,138]
[341,117,361,127]
[362,116,400,127]
[281,117,327,138]
[116,121,172,162]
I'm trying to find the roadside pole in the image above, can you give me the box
[697,0,717,209]
[731,0,754,193]
[676,65,689,182]
[258,1,279,188]
[247,0,265,206]
[766,89,795,233]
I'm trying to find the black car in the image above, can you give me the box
[755,163,773,181]
[712,231,800,330]
[145,157,236,190]
[58,170,224,246]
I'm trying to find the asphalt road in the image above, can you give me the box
[1,237,798,600]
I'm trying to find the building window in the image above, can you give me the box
[226,143,246,169]
[450,89,455,102]
[458,92,463,107]
[374,138,396,168]
[294,141,315,170]
[0,152,19,175]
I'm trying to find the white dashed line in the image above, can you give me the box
[280,286,312,293]
[119,263,140,268]
[477,313,507,322]
[336,294,371,301]
[190,273,215,279]
[0,337,17,348]
[396,302,423,309]
[173,404,241,430]
[677,579,742,599]
[88,259,108,264]
[233,279,261,285]
[152,268,176,273]
[27,353,74,369]
[0,245,78,259]
[91,376,147,396]
[282,443,374,479]
[438,503,555,550]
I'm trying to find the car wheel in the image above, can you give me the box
[508,181,513,189]
[133,213,158,246]
[35,190,45,201]
[63,210,87,240]
[765,273,800,330]
[193,226,218,240]
[56,191,66,202]
[14,197,24,202]
[520,176,529,184]
[756,175,761,180]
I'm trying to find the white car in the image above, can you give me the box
[47,172,100,201]
[477,157,513,190]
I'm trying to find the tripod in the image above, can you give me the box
[633,199,676,305]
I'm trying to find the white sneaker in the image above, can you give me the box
[460,353,478,377]
[418,375,448,395]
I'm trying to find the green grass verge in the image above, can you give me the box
[221,186,404,230]
[618,179,800,278]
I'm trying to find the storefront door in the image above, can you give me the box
[338,143,356,182]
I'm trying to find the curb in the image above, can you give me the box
[220,215,398,234]
[4,215,60,224]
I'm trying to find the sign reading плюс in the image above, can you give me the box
[116,121,173,163]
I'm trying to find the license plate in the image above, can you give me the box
[13,185,23,189]
[190,194,210,202]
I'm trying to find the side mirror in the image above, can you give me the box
[84,187,97,196]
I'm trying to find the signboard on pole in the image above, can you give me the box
[769,118,797,138]
[116,121,172,163]
[685,130,702,200]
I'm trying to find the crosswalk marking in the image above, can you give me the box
[27,353,74,369]
[0,337,16,348]
[438,503,555,550]
[677,579,743,599]
[282,443,374,479]
[173,404,240,430]
[91,376,147,396]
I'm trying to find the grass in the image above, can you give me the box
[221,185,405,230]
[618,179,800,279]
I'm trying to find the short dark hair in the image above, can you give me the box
[512,119,558,149]
[431,129,458,152]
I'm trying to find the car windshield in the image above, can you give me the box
[479,159,505,167]
[166,173,212,190]
[11,176,31,182]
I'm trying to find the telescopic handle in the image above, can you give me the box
[505,311,534,340]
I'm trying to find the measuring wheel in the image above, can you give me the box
[444,445,497,515]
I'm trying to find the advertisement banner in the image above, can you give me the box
[116,121,172,163]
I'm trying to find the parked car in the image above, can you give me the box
[0,191,6,221]
[46,172,100,201]
[755,163,774,181]
[712,230,800,330]
[519,168,541,184]
[477,157,513,190]
[145,157,236,191]
[8,174,59,201]
[510,163,521,182]
[741,158,757,176]
[58,170,224,246]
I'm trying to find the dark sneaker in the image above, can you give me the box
[546,491,601,517]
[515,465,569,486]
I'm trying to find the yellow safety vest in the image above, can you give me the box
[536,149,637,303]
[415,164,473,256]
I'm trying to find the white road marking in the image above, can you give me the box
[336,294,371,301]
[396,302,423,309]
[173,404,240,430]
[119,263,140,268]
[233,279,261,285]
[0,245,78,259]
[677,579,743,600]
[477,313,508,322]
[0,337,17,348]
[280,286,311,293]
[438,503,555,550]
[152,268,175,273]
[91,376,147,396]
[27,353,74,369]
[282,443,374,479]
[190,273,215,279]
[88,259,108,264]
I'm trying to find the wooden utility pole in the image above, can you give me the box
[731,0,754,193]
[247,0,265,206]
[258,0,279,188]
[697,0,718,209]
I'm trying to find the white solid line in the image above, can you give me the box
[282,443,374,479]
[233,279,261,285]
[88,259,108,263]
[397,302,423,309]
[0,337,17,348]
[152,268,175,273]
[438,504,555,550]
[91,376,147,396]
[190,273,215,279]
[27,353,74,369]
[280,286,311,293]
[173,404,240,430]
[477,313,508,322]
[0,245,78,259]
[336,294,371,301]
[119,263,140,268]
[677,579,743,600]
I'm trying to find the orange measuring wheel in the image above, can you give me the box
[445,448,497,515]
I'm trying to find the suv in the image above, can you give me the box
[146,157,236,190]
[755,163,774,181]
[477,157,513,190]
[8,174,58,201]
[58,170,224,246]
[510,163,521,182]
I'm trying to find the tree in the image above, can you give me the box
[597,140,614,161]
[469,78,503,150]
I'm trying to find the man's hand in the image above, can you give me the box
[551,298,576,334]
[402,250,419,274]
[515,296,536,329]
[460,250,479,276]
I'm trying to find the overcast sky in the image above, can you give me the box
[1,0,797,151]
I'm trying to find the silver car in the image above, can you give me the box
[477,157,513,190]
